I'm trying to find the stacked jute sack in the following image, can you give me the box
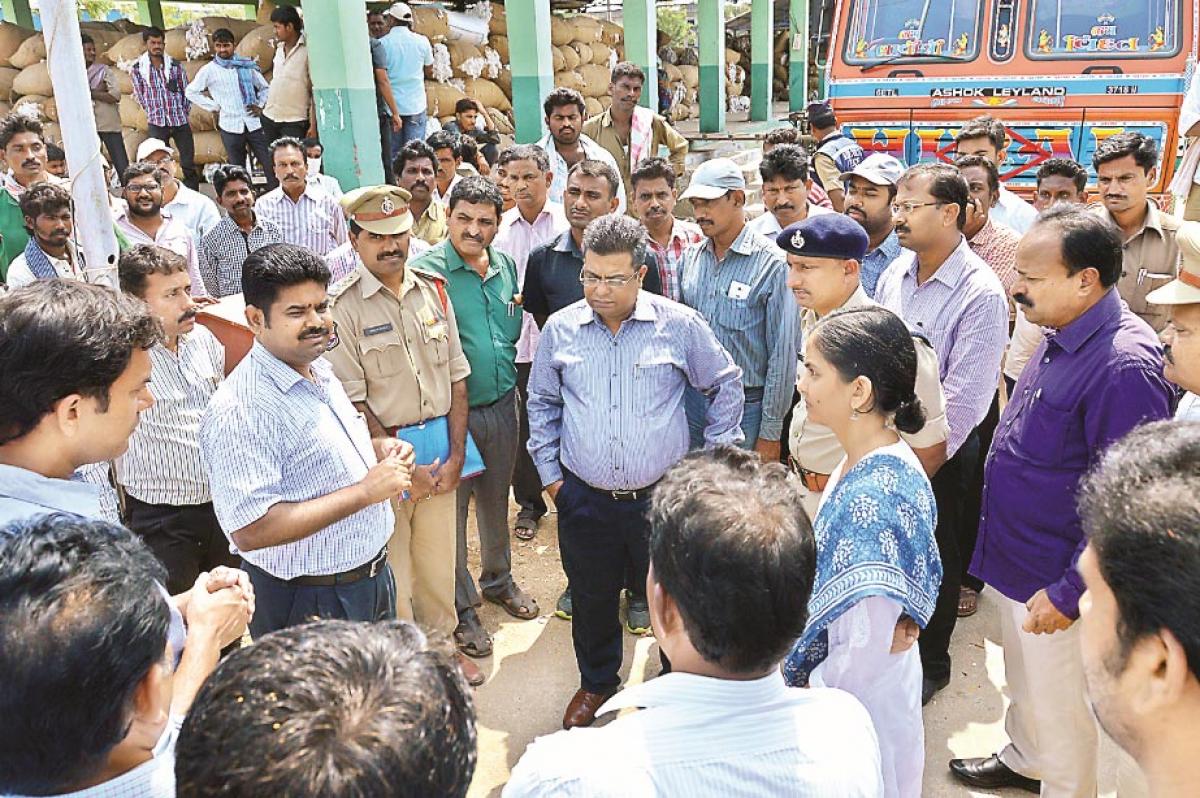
[660,46,747,120]
[0,14,267,168]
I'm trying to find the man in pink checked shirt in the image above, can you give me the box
[492,144,568,543]
[631,157,702,303]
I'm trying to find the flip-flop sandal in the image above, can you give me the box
[513,517,537,541]
[958,586,979,618]
[454,614,493,658]
[484,585,540,620]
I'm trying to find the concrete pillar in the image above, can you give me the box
[750,0,773,120]
[789,0,809,112]
[507,0,555,143]
[136,0,164,29]
[1,0,32,28]
[623,0,658,110]
[243,4,258,20]
[697,0,726,133]
[302,0,384,189]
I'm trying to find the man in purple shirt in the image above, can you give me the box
[951,205,1172,795]
[874,162,1009,704]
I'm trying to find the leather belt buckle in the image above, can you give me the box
[610,489,638,502]
[367,546,388,579]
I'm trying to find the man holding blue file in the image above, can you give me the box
[326,185,484,685]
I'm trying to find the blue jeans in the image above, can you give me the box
[391,112,427,155]
[684,386,762,450]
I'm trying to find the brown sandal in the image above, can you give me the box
[513,516,538,541]
[483,583,539,620]
[958,586,979,618]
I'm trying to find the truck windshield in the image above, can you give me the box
[1025,0,1181,58]
[842,0,981,65]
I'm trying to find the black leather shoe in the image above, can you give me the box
[922,674,950,705]
[949,755,1041,793]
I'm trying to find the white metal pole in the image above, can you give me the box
[42,0,119,290]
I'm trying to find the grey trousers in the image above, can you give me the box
[455,388,519,614]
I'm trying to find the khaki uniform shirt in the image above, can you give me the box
[582,108,689,202]
[1093,200,1180,331]
[412,200,448,246]
[328,264,471,429]
[812,152,844,197]
[789,286,949,475]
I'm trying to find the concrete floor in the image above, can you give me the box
[461,502,1127,798]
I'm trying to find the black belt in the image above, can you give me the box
[585,481,658,502]
[285,546,388,587]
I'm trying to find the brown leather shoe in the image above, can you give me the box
[457,653,486,687]
[562,688,615,729]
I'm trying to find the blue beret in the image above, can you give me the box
[775,213,870,261]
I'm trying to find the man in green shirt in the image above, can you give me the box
[409,175,538,662]
[0,114,65,283]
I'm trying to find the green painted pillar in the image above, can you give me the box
[697,0,726,133]
[1,0,32,28]
[303,0,384,189]
[750,0,773,120]
[789,0,809,112]
[136,0,165,29]
[624,0,657,110]
[507,0,555,143]
[243,4,258,21]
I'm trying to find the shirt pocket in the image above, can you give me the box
[633,356,678,409]
[359,332,410,380]
[715,296,758,332]
[419,316,450,365]
[1015,392,1083,468]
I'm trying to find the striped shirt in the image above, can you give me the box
[527,292,744,490]
[200,342,393,579]
[129,53,190,128]
[860,229,903,299]
[504,672,883,798]
[967,216,1020,293]
[184,60,270,134]
[646,217,704,303]
[117,327,224,507]
[197,214,286,297]
[255,184,348,257]
[679,223,800,441]
[875,236,1009,456]
[494,202,569,363]
[116,207,207,298]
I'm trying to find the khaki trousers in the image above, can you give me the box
[388,490,457,637]
[996,592,1099,798]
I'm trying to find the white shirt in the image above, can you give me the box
[163,182,222,243]
[307,172,343,200]
[504,671,884,798]
[493,202,569,363]
[1176,391,1200,421]
[184,60,270,134]
[431,173,462,207]
[1005,305,1045,383]
[6,246,83,288]
[255,183,348,257]
[747,204,836,243]
[993,186,1037,234]
[534,131,628,214]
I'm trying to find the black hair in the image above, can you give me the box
[454,98,480,115]
[393,139,437,180]
[648,446,816,673]
[542,87,585,119]
[0,515,169,796]
[1080,421,1200,679]
[631,155,677,189]
[810,305,926,434]
[427,130,461,159]
[80,33,94,45]
[241,243,330,322]
[141,26,165,43]
[0,112,43,150]
[211,27,235,44]
[269,135,305,161]
[954,153,1000,195]
[0,281,160,444]
[119,244,189,299]
[808,105,837,131]
[898,162,969,230]
[1092,131,1159,174]
[122,161,162,187]
[45,142,64,162]
[19,181,71,232]
[447,174,503,218]
[611,61,645,85]
[763,126,802,147]
[212,164,253,197]
[1037,158,1088,193]
[301,136,321,153]
[269,5,303,32]
[566,158,620,201]
[759,143,809,183]
[496,144,550,174]
[457,135,479,168]
[955,115,1006,152]
[176,619,477,798]
[1031,204,1123,288]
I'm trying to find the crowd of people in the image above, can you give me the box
[0,3,1197,795]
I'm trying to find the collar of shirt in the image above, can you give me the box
[501,202,565,232]
[969,215,998,247]
[441,239,505,280]
[552,229,583,257]
[597,670,793,717]
[570,289,657,329]
[357,263,423,300]
[250,341,333,395]
[658,218,701,248]
[0,463,102,522]
[536,131,610,164]
[904,234,971,289]
[1048,288,1123,354]
[704,221,759,260]
[869,228,902,260]
[801,285,870,333]
[420,200,446,224]
[1098,199,1165,243]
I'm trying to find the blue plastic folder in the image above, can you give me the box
[394,415,486,480]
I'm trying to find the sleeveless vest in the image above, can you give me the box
[813,132,865,189]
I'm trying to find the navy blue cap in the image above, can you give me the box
[775,212,870,261]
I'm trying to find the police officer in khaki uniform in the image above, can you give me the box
[326,185,481,685]
[778,213,950,518]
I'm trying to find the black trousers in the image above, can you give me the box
[261,116,308,147]
[918,429,980,684]
[557,469,654,694]
[379,114,395,185]
[513,362,548,522]
[146,123,198,190]
[99,131,129,183]
[124,496,240,596]
[242,560,397,639]
[219,127,275,190]
[960,392,1000,592]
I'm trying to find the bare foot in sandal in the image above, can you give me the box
[484,582,539,620]
[454,608,493,658]
[958,586,978,618]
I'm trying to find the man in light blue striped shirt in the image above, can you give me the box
[678,158,800,464]
[200,244,414,637]
[528,214,743,730]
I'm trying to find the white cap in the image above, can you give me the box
[679,158,746,201]
[135,138,172,162]
[387,2,413,23]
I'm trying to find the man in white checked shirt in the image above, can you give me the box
[255,137,349,257]
[116,245,240,595]
[200,243,415,637]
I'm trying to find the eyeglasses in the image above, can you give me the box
[890,200,943,215]
[579,270,641,288]
[126,184,160,194]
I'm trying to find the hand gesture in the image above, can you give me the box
[1022,588,1073,635]
[360,451,413,503]
[185,571,253,648]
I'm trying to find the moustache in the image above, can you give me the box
[774,203,795,212]
[299,326,329,340]
[378,250,405,261]
[1164,344,1175,365]
[1013,292,1034,309]
[178,308,198,323]
[21,159,40,168]
[895,225,910,235]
